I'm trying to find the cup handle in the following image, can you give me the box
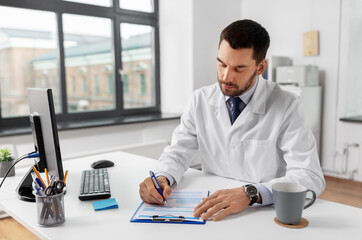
[304,189,316,209]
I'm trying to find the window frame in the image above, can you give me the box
[0,0,160,129]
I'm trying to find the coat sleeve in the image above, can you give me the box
[153,93,199,185]
[261,97,326,198]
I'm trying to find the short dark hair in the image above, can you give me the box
[219,19,270,64]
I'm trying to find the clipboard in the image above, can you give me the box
[130,189,209,224]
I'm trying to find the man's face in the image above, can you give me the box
[217,40,266,97]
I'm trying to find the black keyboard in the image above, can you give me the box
[78,169,111,201]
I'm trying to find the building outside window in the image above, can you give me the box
[0,0,160,130]
[107,74,114,95]
[123,74,129,94]
[82,77,87,93]
[140,74,146,96]
[120,23,155,109]
[0,7,60,116]
[94,75,100,95]
[72,77,76,93]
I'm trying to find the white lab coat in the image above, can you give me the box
[154,77,325,196]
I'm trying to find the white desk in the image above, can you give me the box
[1,151,361,240]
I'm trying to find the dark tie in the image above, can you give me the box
[230,97,245,124]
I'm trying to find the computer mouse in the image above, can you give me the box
[91,160,114,169]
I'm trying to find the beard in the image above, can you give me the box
[218,70,257,97]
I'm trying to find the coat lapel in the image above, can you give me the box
[209,85,232,129]
[231,77,267,128]
[208,77,267,129]
[249,76,266,115]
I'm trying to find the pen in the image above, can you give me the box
[32,166,46,189]
[33,181,46,196]
[35,177,45,190]
[34,184,42,196]
[45,168,50,187]
[49,175,56,189]
[149,171,167,205]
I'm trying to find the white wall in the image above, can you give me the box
[193,0,241,90]
[241,0,362,181]
[0,120,179,168]
[240,0,341,173]
[160,0,241,113]
[159,0,194,114]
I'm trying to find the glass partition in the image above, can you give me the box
[340,0,362,120]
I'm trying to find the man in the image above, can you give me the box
[139,19,325,221]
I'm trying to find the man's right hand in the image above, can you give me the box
[139,176,172,204]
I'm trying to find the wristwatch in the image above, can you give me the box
[244,184,259,206]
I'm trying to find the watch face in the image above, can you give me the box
[246,186,258,196]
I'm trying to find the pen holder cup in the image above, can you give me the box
[36,192,65,227]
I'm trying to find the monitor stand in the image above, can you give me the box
[16,166,35,202]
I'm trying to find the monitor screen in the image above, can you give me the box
[27,88,64,180]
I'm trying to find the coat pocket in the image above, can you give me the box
[242,139,278,182]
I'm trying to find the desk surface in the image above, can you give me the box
[1,151,361,240]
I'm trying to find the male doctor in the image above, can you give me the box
[139,19,325,221]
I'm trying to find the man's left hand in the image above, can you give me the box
[193,187,250,221]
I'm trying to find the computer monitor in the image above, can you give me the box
[28,88,64,179]
[16,88,64,202]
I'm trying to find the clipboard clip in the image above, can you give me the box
[152,215,185,222]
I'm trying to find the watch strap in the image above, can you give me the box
[249,194,258,206]
[244,184,259,206]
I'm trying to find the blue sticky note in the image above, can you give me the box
[93,198,118,211]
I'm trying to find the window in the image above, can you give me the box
[121,23,156,109]
[341,0,362,119]
[120,0,154,13]
[0,7,59,117]
[63,14,114,113]
[0,0,160,130]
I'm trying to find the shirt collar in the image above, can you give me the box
[224,76,259,104]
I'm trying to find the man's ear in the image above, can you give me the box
[256,59,267,75]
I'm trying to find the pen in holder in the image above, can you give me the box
[36,191,65,227]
